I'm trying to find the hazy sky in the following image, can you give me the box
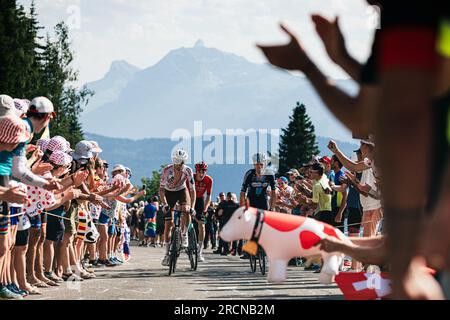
[19,0,377,86]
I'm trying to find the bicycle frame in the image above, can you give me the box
[168,207,198,275]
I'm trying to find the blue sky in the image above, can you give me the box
[19,0,377,86]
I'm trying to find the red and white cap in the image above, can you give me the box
[319,156,331,165]
[36,138,51,152]
[13,99,30,117]
[0,116,31,144]
[29,97,55,116]
[89,140,103,154]
[53,136,72,151]
[47,136,71,153]
[49,151,73,166]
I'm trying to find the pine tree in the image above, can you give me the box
[1,2,93,145]
[278,102,319,175]
[0,1,42,97]
[0,0,23,95]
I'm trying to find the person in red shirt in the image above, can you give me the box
[194,162,213,262]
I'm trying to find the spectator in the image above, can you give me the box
[203,202,218,250]
[286,168,300,187]
[144,197,158,247]
[329,155,348,231]
[214,192,239,256]
[328,139,382,238]
[275,177,294,213]
[300,163,332,223]
[320,156,334,182]
[155,203,165,247]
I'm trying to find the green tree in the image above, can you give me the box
[140,165,166,200]
[0,1,93,145]
[278,102,319,175]
[0,1,36,96]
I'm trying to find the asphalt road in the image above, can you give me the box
[28,242,343,300]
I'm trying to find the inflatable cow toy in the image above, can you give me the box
[220,206,353,284]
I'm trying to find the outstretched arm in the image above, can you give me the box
[311,14,362,81]
[257,23,372,135]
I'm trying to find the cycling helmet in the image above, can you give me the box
[172,149,189,164]
[195,161,208,171]
[252,152,268,164]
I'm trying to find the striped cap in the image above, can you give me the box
[36,138,51,152]
[13,99,30,116]
[0,116,30,144]
[47,136,69,153]
[49,151,73,166]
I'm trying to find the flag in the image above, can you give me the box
[40,125,50,140]
[335,268,437,300]
[335,272,393,300]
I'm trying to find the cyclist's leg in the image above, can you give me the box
[179,189,191,242]
[163,191,177,263]
[198,220,205,246]
[194,197,205,250]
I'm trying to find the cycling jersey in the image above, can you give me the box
[241,169,275,209]
[194,174,213,199]
[160,164,195,192]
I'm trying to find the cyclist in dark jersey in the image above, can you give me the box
[239,153,276,260]
[240,153,276,210]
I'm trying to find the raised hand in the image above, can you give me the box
[257,23,313,71]
[43,178,62,191]
[32,160,53,175]
[1,186,28,204]
[26,144,37,155]
[344,171,357,183]
[72,170,89,187]
[316,236,347,253]
[328,140,338,153]
[311,15,347,63]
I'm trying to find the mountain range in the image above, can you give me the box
[81,40,358,143]
[81,40,360,196]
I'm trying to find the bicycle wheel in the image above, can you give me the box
[168,227,180,276]
[258,248,267,275]
[187,225,198,271]
[249,254,257,273]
